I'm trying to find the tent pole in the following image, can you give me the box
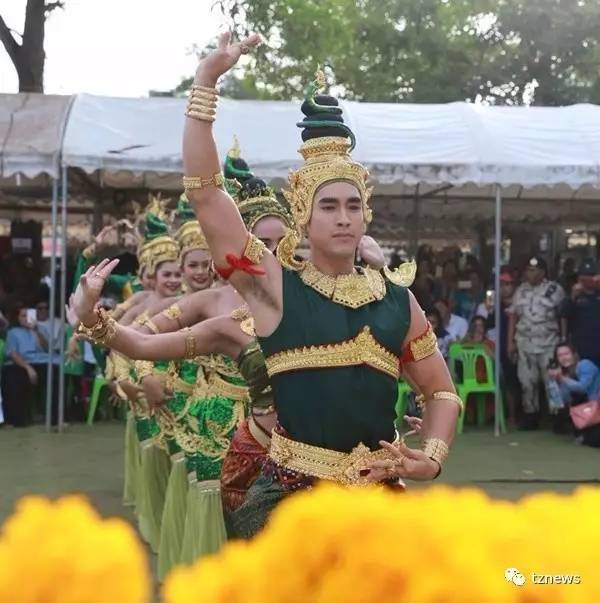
[45,178,59,431]
[494,185,503,436]
[57,166,68,432]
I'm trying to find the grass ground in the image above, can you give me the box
[1,421,598,524]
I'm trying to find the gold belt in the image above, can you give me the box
[269,431,397,486]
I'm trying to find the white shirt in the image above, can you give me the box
[446,314,468,341]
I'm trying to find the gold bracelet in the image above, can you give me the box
[422,437,449,474]
[183,327,197,359]
[134,360,154,381]
[76,308,117,346]
[185,111,216,123]
[188,95,217,106]
[186,105,217,116]
[427,391,464,412]
[191,84,219,95]
[183,173,225,192]
[161,303,183,325]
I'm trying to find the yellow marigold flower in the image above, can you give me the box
[163,484,600,603]
[0,495,150,603]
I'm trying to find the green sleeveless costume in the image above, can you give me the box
[233,266,410,537]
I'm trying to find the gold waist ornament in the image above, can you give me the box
[265,326,400,380]
[269,431,398,486]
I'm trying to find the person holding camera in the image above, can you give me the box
[507,256,565,430]
[546,342,600,444]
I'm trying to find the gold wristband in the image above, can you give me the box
[422,437,449,475]
[134,360,154,381]
[76,308,117,346]
[183,173,225,192]
[183,327,197,359]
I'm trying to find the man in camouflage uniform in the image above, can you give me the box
[507,257,565,429]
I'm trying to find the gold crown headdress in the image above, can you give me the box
[138,194,180,274]
[277,70,372,270]
[173,194,209,262]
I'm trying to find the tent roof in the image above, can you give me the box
[4,92,600,196]
[0,93,73,179]
[61,94,600,195]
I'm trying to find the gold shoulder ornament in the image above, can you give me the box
[383,260,417,288]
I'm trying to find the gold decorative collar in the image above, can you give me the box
[300,261,386,309]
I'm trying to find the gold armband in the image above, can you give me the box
[183,173,224,193]
[243,233,266,265]
[134,360,154,381]
[401,323,437,363]
[183,327,197,359]
[422,438,450,478]
[426,391,464,413]
[76,308,117,347]
[161,303,183,325]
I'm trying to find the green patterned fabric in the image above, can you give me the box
[258,268,411,452]
[237,341,272,411]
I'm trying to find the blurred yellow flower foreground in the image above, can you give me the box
[2,486,600,603]
[164,485,600,603]
[0,495,150,603]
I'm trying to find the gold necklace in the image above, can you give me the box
[300,261,386,309]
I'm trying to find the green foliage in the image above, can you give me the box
[209,0,600,105]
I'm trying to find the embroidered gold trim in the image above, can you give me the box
[409,325,438,361]
[134,360,154,381]
[243,234,266,265]
[265,325,400,380]
[300,261,386,309]
[383,260,417,288]
[269,431,398,486]
[206,372,249,402]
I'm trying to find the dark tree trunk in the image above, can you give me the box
[0,0,57,93]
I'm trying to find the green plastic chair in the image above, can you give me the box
[395,379,412,427]
[86,375,110,425]
[450,343,505,433]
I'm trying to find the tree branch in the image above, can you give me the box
[45,1,65,14]
[0,14,21,65]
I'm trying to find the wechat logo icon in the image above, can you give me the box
[505,568,526,586]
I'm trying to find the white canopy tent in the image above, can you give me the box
[5,92,600,434]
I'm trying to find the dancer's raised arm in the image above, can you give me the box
[183,32,283,335]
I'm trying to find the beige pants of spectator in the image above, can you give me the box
[517,347,555,414]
